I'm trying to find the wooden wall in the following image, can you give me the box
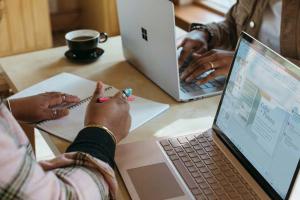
[49,0,81,32]
[0,0,52,57]
[79,0,120,36]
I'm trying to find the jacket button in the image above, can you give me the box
[249,21,255,28]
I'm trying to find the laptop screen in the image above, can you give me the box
[214,33,300,199]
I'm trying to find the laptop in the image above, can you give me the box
[116,0,225,102]
[115,32,300,200]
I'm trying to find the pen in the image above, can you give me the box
[97,88,134,103]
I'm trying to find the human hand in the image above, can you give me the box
[85,82,131,143]
[9,92,80,123]
[180,49,234,85]
[177,30,209,66]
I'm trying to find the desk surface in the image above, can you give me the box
[0,35,222,199]
[3,34,299,199]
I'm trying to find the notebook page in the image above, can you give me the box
[10,73,170,142]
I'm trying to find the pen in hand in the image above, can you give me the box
[97,88,134,103]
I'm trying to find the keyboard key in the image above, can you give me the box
[196,136,206,143]
[160,139,169,146]
[203,172,212,179]
[188,152,198,158]
[203,188,213,195]
[163,145,172,151]
[178,137,188,144]
[191,188,201,195]
[195,194,207,200]
[201,142,210,148]
[182,143,191,148]
[199,182,209,189]
[195,162,205,168]
[207,164,217,170]
[190,140,198,146]
[166,150,176,156]
[181,156,190,162]
[206,177,217,184]
[197,149,206,155]
[199,167,209,173]
[204,146,214,152]
[174,147,184,153]
[169,138,181,148]
[170,155,179,161]
[172,160,198,189]
[178,152,187,157]
[188,166,197,173]
[185,147,194,153]
[200,154,209,160]
[184,161,193,167]
[204,158,214,165]
[191,157,201,163]
[192,171,201,178]
[193,145,202,150]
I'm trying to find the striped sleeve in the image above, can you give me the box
[0,129,118,200]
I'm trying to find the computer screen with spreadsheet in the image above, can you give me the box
[214,33,300,199]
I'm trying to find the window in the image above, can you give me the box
[195,0,236,14]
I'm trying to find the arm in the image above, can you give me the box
[205,3,241,50]
[0,125,115,200]
[178,1,245,65]
[0,82,130,199]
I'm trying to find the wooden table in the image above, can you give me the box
[0,33,221,199]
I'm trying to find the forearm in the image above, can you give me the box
[204,4,239,50]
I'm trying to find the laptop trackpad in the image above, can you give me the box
[127,163,184,200]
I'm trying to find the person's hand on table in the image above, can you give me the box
[180,49,234,85]
[85,82,131,143]
[9,92,80,123]
[177,30,209,66]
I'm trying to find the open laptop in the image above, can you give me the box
[115,32,300,200]
[116,0,225,102]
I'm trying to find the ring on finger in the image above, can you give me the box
[52,109,57,117]
[61,94,66,101]
[209,62,215,70]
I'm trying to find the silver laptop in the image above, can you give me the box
[116,0,225,102]
[115,32,300,200]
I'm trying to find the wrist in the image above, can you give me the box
[85,124,117,144]
[190,23,212,44]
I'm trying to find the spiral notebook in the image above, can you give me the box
[10,73,170,142]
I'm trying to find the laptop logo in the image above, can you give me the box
[141,27,148,41]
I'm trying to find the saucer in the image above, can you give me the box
[65,48,104,63]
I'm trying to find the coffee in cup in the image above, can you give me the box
[65,29,108,53]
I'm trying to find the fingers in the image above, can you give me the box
[45,92,80,107]
[43,108,69,120]
[63,94,80,104]
[92,81,105,99]
[186,59,225,83]
[112,92,129,105]
[195,69,224,85]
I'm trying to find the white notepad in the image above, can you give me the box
[10,73,169,141]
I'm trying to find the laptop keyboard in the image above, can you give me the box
[180,79,223,93]
[160,132,260,200]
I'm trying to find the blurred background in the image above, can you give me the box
[0,0,235,96]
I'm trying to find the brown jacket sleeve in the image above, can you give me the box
[204,0,264,51]
[205,5,239,50]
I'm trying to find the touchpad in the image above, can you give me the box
[127,163,184,200]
